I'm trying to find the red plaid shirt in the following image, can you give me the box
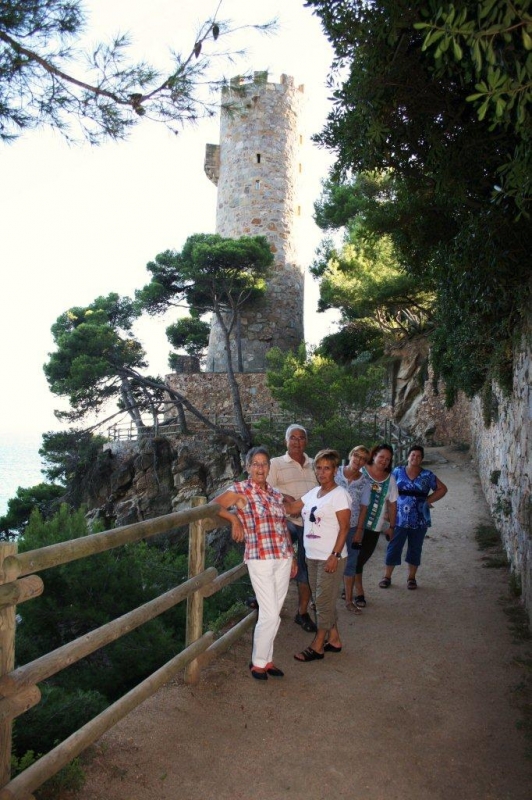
[231,479,295,561]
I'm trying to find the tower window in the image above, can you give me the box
[256,153,261,163]
[255,180,261,190]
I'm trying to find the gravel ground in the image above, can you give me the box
[74,447,532,800]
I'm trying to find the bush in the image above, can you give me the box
[13,685,108,757]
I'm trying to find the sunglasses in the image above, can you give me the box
[309,506,317,523]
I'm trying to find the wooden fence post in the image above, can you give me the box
[185,497,207,685]
[0,542,17,789]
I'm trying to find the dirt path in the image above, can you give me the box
[77,447,532,800]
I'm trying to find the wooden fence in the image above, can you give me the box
[0,499,255,800]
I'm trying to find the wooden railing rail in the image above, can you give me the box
[0,634,215,800]
[0,568,217,700]
[0,499,255,800]
[0,503,221,585]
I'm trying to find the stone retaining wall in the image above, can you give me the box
[165,372,281,424]
[469,319,532,613]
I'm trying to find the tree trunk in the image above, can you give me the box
[176,401,188,433]
[236,310,243,373]
[121,368,249,454]
[214,309,251,450]
[120,379,145,432]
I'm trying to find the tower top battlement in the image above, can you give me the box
[225,71,305,93]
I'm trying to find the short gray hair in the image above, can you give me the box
[285,424,308,444]
[245,446,270,469]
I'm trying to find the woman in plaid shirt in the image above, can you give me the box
[214,446,297,681]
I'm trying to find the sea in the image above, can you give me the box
[0,432,45,517]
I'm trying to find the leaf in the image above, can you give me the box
[422,29,445,50]
[472,40,483,71]
[453,39,463,60]
[523,29,532,50]
[495,97,506,118]
[478,98,490,121]
[479,0,499,20]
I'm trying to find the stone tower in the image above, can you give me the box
[204,72,305,373]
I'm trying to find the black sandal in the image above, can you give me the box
[294,612,317,632]
[294,647,324,662]
[355,595,367,608]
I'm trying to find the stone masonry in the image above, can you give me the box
[469,316,532,614]
[204,72,305,372]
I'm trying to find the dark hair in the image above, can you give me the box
[245,446,270,469]
[314,448,341,470]
[367,443,394,473]
[407,444,425,459]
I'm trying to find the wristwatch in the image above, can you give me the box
[331,551,341,559]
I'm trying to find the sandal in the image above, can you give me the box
[294,647,324,662]
[379,577,391,589]
[345,601,362,614]
[407,578,417,590]
[354,595,367,608]
[294,612,317,633]
[324,643,342,653]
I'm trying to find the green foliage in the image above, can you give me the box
[13,686,108,759]
[17,505,187,700]
[203,547,252,628]
[475,523,501,551]
[312,221,435,338]
[414,0,531,214]
[11,747,86,799]
[12,504,252,759]
[305,1,532,408]
[0,482,63,535]
[136,233,274,448]
[39,429,108,509]
[318,321,385,366]
[311,173,435,376]
[0,0,269,143]
[137,234,273,319]
[166,315,210,364]
[265,345,385,452]
[429,212,523,405]
[44,293,145,422]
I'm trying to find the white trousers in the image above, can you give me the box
[246,558,292,668]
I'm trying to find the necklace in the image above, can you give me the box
[317,484,335,498]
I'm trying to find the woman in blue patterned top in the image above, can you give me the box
[379,445,447,590]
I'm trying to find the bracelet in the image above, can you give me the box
[331,551,341,559]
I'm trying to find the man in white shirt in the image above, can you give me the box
[268,424,318,632]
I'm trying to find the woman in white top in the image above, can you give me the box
[284,449,351,662]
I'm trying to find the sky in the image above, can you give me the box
[0,0,339,436]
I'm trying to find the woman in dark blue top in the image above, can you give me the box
[379,445,447,590]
